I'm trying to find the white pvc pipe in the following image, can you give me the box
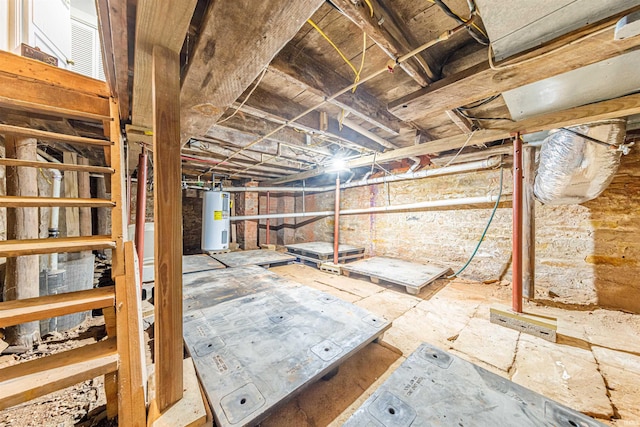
[225,157,501,193]
[231,193,507,221]
[48,168,62,271]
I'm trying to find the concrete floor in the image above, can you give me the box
[263,264,640,426]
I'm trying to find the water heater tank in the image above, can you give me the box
[202,191,231,252]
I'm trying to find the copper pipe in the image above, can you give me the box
[512,134,523,313]
[333,174,340,264]
[266,191,270,245]
[135,148,148,285]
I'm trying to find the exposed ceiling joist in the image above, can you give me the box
[131,0,198,128]
[180,0,325,144]
[270,44,401,135]
[233,87,382,152]
[388,5,640,122]
[266,92,640,184]
[330,0,438,87]
[182,147,305,174]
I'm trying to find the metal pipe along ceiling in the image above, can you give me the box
[230,193,509,221]
[224,157,501,193]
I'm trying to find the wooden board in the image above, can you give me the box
[210,249,296,268]
[341,257,450,295]
[285,241,365,260]
[292,252,365,268]
[182,266,391,427]
[183,254,226,274]
[344,343,604,427]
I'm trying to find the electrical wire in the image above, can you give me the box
[440,130,475,168]
[427,0,489,45]
[456,108,514,122]
[447,165,504,278]
[457,94,500,110]
[217,67,268,125]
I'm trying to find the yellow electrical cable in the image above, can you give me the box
[363,0,374,17]
[307,19,358,77]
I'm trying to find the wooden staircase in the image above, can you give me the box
[0,51,145,425]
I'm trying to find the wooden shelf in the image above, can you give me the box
[0,196,114,208]
[0,124,111,147]
[0,338,118,410]
[0,235,115,257]
[0,158,114,174]
[0,286,115,328]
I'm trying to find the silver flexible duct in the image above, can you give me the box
[534,120,627,205]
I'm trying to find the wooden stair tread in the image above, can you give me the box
[0,338,118,410]
[0,158,114,174]
[0,124,112,147]
[0,286,115,328]
[0,196,114,208]
[0,235,115,257]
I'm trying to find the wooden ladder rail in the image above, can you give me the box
[0,54,146,426]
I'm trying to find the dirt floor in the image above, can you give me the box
[1,262,640,426]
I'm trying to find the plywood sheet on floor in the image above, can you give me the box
[182,254,225,274]
[210,249,296,268]
[182,266,391,427]
[342,256,450,294]
[344,343,605,427]
[285,242,364,260]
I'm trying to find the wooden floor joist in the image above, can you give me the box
[0,124,112,147]
[0,338,118,411]
[0,286,116,328]
[0,196,115,208]
[0,235,115,257]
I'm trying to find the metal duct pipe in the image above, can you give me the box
[231,193,506,221]
[226,157,501,193]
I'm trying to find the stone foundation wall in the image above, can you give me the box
[293,150,640,313]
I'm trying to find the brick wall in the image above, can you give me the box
[294,150,640,313]
[182,189,203,254]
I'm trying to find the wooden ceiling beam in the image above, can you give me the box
[330,0,437,87]
[266,92,640,184]
[234,87,383,152]
[96,0,130,120]
[270,44,401,135]
[182,148,304,174]
[131,0,198,129]
[180,0,325,144]
[389,6,640,122]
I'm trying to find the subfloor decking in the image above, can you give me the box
[210,249,296,268]
[285,242,365,261]
[182,265,391,427]
[344,343,604,426]
[341,256,451,294]
[182,254,226,274]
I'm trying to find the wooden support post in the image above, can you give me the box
[3,136,39,348]
[63,152,80,239]
[523,146,536,300]
[152,44,184,412]
[134,148,148,283]
[78,157,92,257]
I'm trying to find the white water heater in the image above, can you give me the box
[202,191,231,251]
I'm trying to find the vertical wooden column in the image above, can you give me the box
[135,148,148,282]
[522,146,536,300]
[152,44,184,412]
[3,136,39,348]
[78,157,92,258]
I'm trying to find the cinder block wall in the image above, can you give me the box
[294,150,640,313]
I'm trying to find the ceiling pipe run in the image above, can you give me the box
[224,157,501,193]
[231,193,508,221]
